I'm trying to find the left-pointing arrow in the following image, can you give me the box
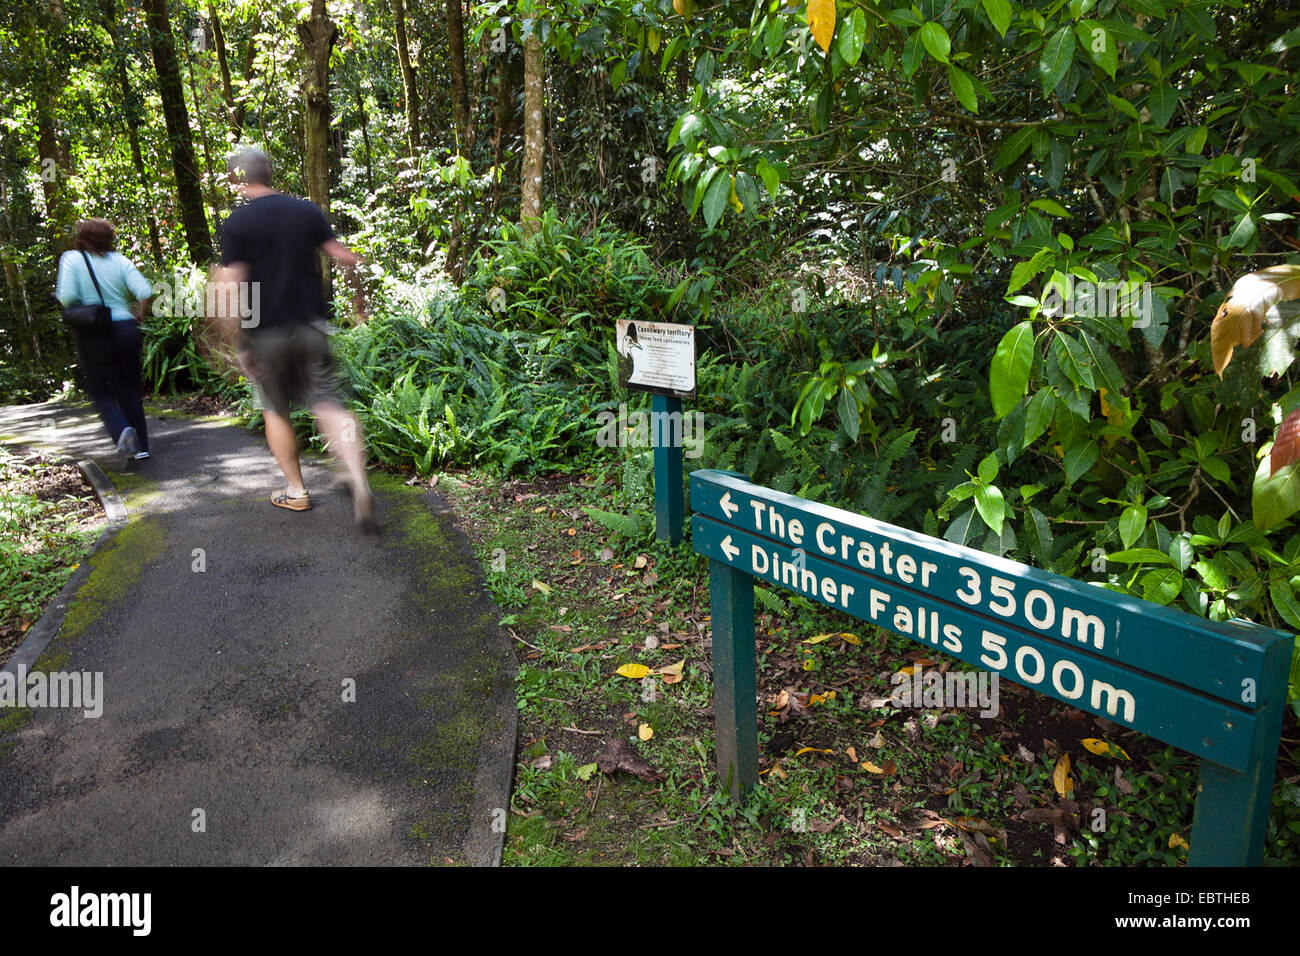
[719,491,739,519]
[720,535,739,561]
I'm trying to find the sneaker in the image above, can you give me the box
[116,427,139,465]
[134,451,150,460]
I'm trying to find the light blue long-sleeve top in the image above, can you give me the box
[55,250,153,323]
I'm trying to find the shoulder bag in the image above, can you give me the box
[61,251,113,332]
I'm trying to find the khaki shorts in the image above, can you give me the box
[241,322,341,417]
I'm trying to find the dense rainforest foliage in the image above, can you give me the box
[2,0,1299,705]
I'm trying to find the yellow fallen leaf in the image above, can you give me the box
[805,632,859,645]
[861,760,885,774]
[1081,738,1131,760]
[1169,833,1189,850]
[638,723,654,741]
[533,506,547,513]
[615,663,652,680]
[531,579,552,595]
[1052,753,1074,799]
[657,659,685,677]
[793,747,833,756]
[809,691,837,705]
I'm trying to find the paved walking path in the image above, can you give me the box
[0,401,516,866]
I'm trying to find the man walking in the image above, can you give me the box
[217,146,377,532]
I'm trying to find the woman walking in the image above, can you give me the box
[55,219,154,464]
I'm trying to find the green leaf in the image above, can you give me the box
[1253,445,1300,531]
[838,9,867,66]
[1029,198,1071,217]
[977,451,1000,483]
[919,22,951,63]
[901,29,924,78]
[1140,568,1182,605]
[1054,334,1095,390]
[1106,548,1176,566]
[1119,505,1148,549]
[981,0,1012,37]
[1038,26,1076,98]
[994,127,1038,170]
[1269,579,1300,631]
[990,321,1035,419]
[1063,440,1099,484]
[947,64,978,112]
[1023,506,1054,564]
[1146,83,1179,128]
[1193,559,1230,591]
[837,385,860,442]
[1168,536,1193,573]
[702,171,731,229]
[1022,388,1057,448]
[975,483,1006,536]
[1225,212,1257,249]
[1077,20,1117,79]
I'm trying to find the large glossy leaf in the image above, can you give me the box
[1038,26,1075,98]
[1253,443,1300,531]
[919,22,951,63]
[990,321,1035,418]
[981,0,1011,36]
[1063,440,1099,484]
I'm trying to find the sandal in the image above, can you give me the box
[271,489,312,512]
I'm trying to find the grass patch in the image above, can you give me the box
[438,458,1300,867]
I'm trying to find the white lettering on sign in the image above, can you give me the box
[751,545,855,609]
[719,489,1115,654]
[979,629,1134,721]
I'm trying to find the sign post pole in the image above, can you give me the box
[709,556,757,800]
[1188,638,1291,865]
[653,393,684,545]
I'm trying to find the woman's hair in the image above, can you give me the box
[73,218,116,254]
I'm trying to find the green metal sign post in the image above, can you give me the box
[690,469,1293,866]
[653,394,684,545]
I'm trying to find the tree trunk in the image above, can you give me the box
[206,0,238,142]
[144,0,213,264]
[519,31,544,234]
[447,0,471,153]
[184,43,222,224]
[392,0,421,155]
[231,34,257,137]
[297,0,336,301]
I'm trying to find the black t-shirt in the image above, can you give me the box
[219,192,335,331]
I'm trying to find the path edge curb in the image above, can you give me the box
[1,460,128,677]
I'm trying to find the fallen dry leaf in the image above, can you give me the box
[596,738,664,782]
[1053,753,1074,799]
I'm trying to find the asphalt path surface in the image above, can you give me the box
[0,401,515,866]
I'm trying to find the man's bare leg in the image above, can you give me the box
[264,410,307,495]
[312,401,377,530]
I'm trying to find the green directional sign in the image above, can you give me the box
[690,469,1293,866]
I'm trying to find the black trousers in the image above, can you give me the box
[75,319,149,454]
